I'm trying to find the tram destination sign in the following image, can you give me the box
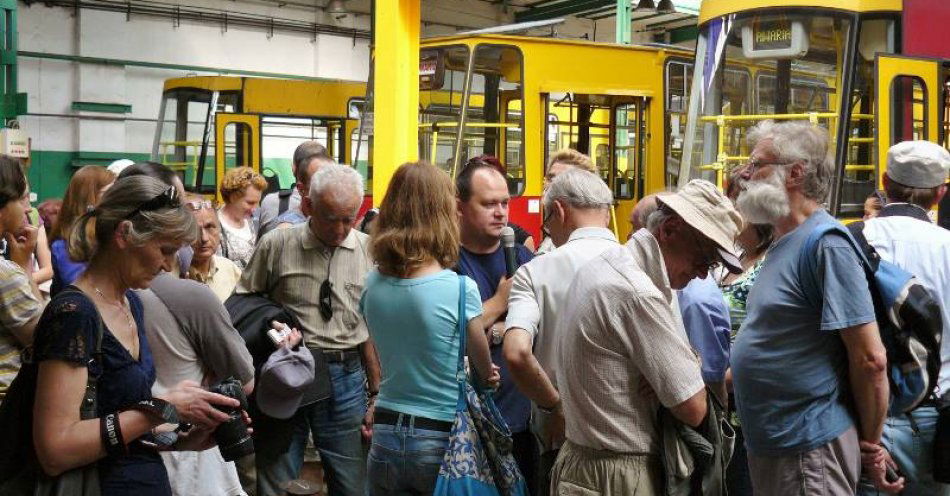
[741,17,809,60]
[753,19,792,51]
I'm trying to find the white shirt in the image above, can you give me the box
[505,227,618,383]
[864,206,950,395]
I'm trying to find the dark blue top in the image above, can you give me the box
[50,240,87,297]
[455,244,533,433]
[32,287,170,496]
[677,277,732,384]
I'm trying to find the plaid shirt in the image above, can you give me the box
[0,259,41,397]
[556,230,704,454]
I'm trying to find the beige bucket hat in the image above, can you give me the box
[657,179,744,274]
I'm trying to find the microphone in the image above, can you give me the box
[501,226,517,278]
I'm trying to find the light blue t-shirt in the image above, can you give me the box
[360,269,482,422]
[731,210,875,456]
[678,277,731,384]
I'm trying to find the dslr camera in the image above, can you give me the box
[209,377,254,461]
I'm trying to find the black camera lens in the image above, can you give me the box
[209,377,255,462]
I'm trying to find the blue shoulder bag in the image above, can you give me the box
[433,276,528,496]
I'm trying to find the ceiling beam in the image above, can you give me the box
[515,0,612,22]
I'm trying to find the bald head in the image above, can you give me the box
[629,194,661,233]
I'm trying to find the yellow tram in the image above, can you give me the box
[678,0,950,218]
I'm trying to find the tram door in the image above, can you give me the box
[875,54,940,188]
[544,93,649,240]
[215,113,261,203]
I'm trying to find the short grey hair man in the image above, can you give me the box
[504,168,620,489]
[541,168,613,246]
[309,162,364,211]
[236,160,378,494]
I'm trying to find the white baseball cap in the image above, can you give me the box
[886,141,950,189]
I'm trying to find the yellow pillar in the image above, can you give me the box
[372,0,420,206]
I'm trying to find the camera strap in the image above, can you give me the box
[122,398,180,425]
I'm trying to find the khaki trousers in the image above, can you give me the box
[748,426,861,496]
[549,440,661,495]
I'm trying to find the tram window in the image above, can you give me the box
[419,45,470,173]
[222,122,253,171]
[683,13,851,188]
[614,100,646,200]
[665,60,693,186]
[260,116,337,190]
[465,45,525,195]
[157,89,239,191]
[756,74,830,114]
[546,92,611,180]
[890,76,928,143]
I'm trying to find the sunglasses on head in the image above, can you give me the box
[185,199,214,211]
[125,186,181,220]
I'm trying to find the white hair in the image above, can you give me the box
[542,168,613,214]
[309,163,365,211]
[747,120,835,202]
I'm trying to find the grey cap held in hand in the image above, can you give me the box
[886,140,950,189]
[257,345,315,420]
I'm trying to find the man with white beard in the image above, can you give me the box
[729,120,898,495]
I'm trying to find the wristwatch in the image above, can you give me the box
[491,323,504,345]
[537,400,560,415]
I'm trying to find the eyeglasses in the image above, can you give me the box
[125,186,180,219]
[744,158,794,175]
[683,227,721,273]
[185,199,213,211]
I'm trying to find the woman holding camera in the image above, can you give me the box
[31,175,245,495]
[360,161,499,495]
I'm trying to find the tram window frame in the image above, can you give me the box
[664,57,694,187]
[465,43,526,196]
[419,44,471,172]
[889,75,929,143]
[221,120,254,171]
[835,14,898,217]
[943,71,950,150]
[755,72,832,114]
[612,98,647,201]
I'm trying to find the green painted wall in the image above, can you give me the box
[27,150,297,203]
[27,150,151,202]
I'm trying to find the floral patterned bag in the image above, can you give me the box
[433,276,528,496]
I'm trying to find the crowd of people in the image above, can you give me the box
[0,120,946,496]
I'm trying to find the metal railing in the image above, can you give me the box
[696,112,875,187]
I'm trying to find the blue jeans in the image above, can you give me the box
[256,360,368,496]
[366,416,450,496]
[859,407,950,496]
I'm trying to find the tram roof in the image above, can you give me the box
[698,0,902,25]
[420,33,693,56]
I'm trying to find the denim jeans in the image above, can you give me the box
[366,416,450,496]
[256,359,368,496]
[858,407,950,496]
